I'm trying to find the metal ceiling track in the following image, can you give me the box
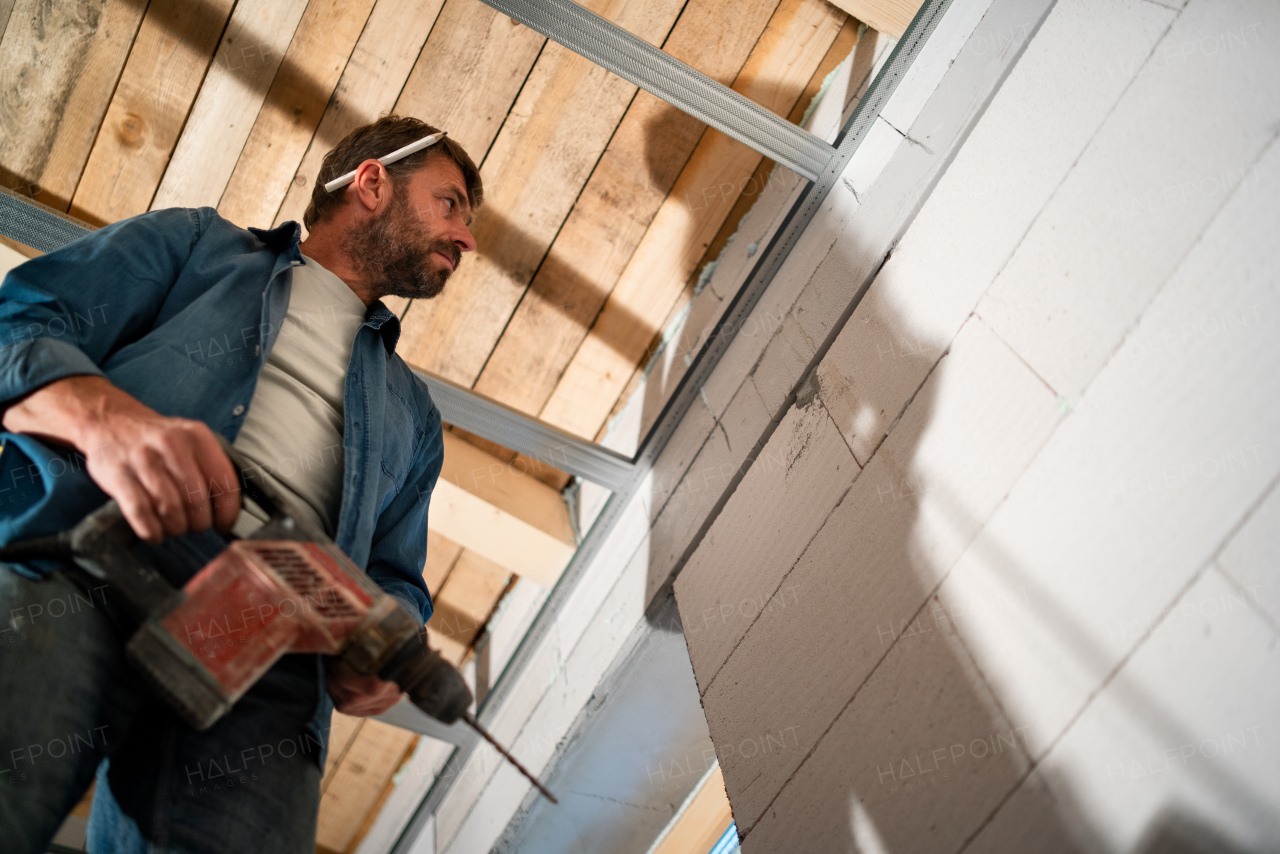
[474,0,836,181]
[0,188,634,493]
[395,0,958,847]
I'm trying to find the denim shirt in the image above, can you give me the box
[0,207,444,758]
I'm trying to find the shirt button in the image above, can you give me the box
[232,405,246,416]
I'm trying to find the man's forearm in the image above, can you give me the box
[1,375,240,542]
[2,375,138,453]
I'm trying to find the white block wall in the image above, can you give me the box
[676,0,1280,852]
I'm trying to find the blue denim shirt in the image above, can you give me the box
[0,209,447,763]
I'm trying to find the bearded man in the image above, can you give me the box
[0,115,479,853]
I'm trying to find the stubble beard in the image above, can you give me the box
[343,189,461,300]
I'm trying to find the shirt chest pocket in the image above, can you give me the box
[378,385,425,501]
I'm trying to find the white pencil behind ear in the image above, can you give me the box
[323,131,448,193]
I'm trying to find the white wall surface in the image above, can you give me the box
[676,0,1280,852]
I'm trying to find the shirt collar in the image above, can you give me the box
[256,220,401,354]
[365,302,401,354]
[248,220,304,261]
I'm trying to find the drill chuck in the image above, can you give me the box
[377,628,472,724]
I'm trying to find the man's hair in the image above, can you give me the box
[303,114,483,231]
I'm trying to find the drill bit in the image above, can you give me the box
[462,711,558,804]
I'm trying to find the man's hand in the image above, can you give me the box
[1,375,240,542]
[325,659,403,717]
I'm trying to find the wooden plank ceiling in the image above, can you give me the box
[0,0,886,848]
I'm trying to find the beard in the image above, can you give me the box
[341,188,461,300]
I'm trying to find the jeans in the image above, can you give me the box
[0,566,324,853]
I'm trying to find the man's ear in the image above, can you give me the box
[350,160,392,213]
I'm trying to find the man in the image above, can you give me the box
[0,115,479,852]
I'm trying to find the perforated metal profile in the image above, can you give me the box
[0,191,634,491]
[475,0,836,181]
[0,187,92,252]
[416,371,633,492]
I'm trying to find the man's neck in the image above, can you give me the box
[299,225,377,306]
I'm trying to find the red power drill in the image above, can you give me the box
[0,443,555,802]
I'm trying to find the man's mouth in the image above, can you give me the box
[435,249,457,271]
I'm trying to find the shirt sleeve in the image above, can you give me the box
[364,403,445,625]
[0,208,204,408]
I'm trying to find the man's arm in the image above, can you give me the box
[1,376,238,541]
[0,208,238,540]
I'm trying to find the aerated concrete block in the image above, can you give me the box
[742,629,1031,853]
[977,0,1280,398]
[675,396,859,691]
[936,137,1280,759]
[818,0,1175,463]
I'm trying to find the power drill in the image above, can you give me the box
[0,444,555,802]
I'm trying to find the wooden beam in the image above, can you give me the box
[428,430,575,587]
[395,0,691,385]
[539,0,849,439]
[321,712,367,793]
[651,766,734,854]
[216,0,379,228]
[150,0,311,210]
[470,0,784,418]
[0,0,148,210]
[446,427,572,491]
[69,0,235,226]
[270,0,450,230]
[426,549,511,665]
[422,529,464,595]
[315,720,418,853]
[824,0,921,38]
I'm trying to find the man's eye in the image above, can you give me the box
[442,198,455,211]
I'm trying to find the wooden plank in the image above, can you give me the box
[150,0,311,210]
[428,430,576,586]
[540,0,849,439]
[470,0,785,417]
[216,0,379,228]
[426,549,511,665]
[270,0,450,229]
[321,711,367,793]
[826,0,922,38]
[0,0,16,45]
[315,720,418,853]
[0,0,148,211]
[394,0,547,164]
[70,0,236,226]
[423,529,464,594]
[651,767,734,854]
[395,0,692,385]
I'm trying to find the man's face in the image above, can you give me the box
[342,156,476,300]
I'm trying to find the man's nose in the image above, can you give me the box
[453,223,476,254]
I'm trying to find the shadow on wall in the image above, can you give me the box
[655,209,1276,852]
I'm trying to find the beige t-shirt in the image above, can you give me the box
[231,255,367,537]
